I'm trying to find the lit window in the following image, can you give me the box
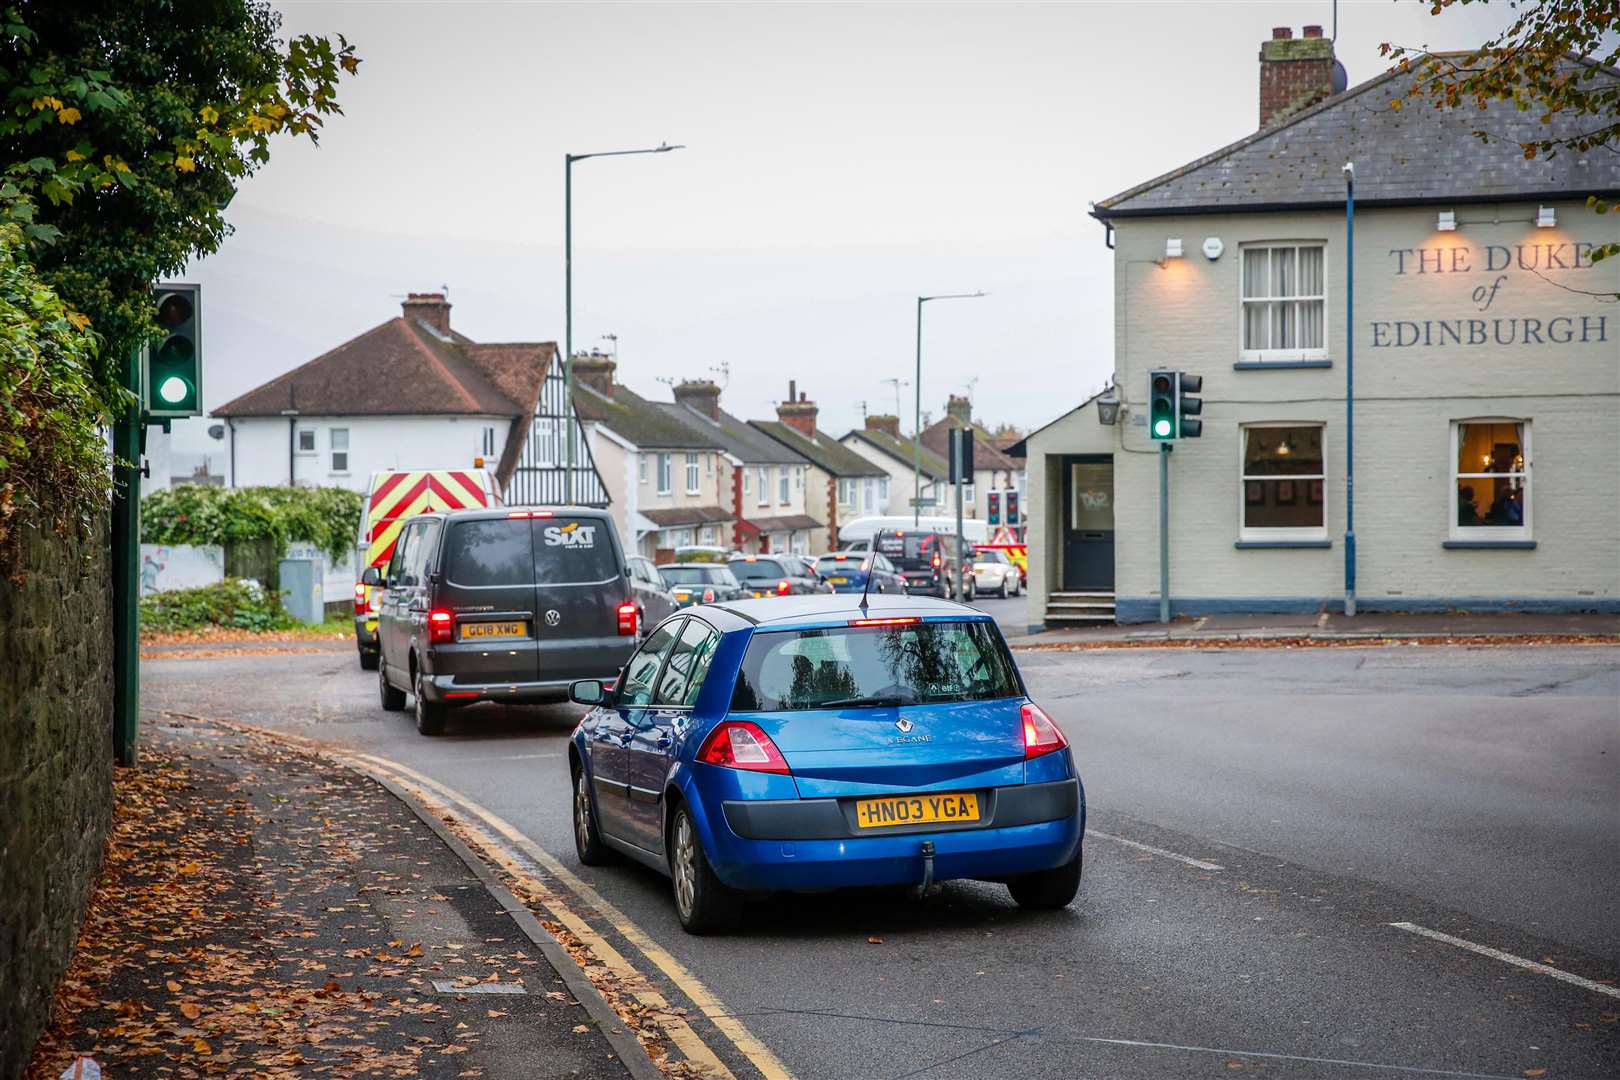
[1240,424,1326,540]
[1453,420,1529,537]
[686,453,700,494]
[330,428,349,473]
[1241,243,1326,359]
[657,453,673,495]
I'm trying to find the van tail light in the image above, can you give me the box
[931,553,942,569]
[702,588,715,603]
[697,721,791,774]
[354,582,367,615]
[617,602,638,636]
[1021,702,1068,759]
[428,609,454,643]
[776,579,791,596]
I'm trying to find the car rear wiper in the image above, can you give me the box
[817,695,903,708]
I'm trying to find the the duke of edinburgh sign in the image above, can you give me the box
[1371,239,1613,349]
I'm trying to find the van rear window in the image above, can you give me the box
[446,517,621,587]
[534,518,620,584]
[445,519,531,587]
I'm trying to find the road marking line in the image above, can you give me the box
[347,751,796,1080]
[1389,922,1620,1001]
[1086,829,1223,871]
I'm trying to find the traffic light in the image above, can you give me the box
[1149,369,1177,440]
[144,283,202,418]
[987,491,1001,525]
[948,427,976,483]
[1005,491,1020,527]
[1177,373,1203,438]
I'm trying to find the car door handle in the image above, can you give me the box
[655,734,673,750]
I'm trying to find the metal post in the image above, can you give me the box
[1158,442,1170,625]
[1343,162,1356,617]
[913,297,923,527]
[111,347,142,765]
[564,153,575,505]
[953,429,965,601]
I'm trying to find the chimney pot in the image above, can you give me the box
[1259,25,1336,128]
[403,291,451,335]
[1303,24,1323,38]
[1271,26,1292,40]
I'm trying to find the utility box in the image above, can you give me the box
[277,558,322,624]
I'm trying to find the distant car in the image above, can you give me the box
[658,563,748,608]
[566,594,1085,933]
[626,555,680,631]
[814,551,906,595]
[851,531,973,601]
[369,507,641,735]
[727,555,822,598]
[970,548,1022,598]
[781,553,836,593]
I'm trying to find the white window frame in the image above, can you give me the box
[756,467,769,507]
[657,452,673,495]
[534,418,556,467]
[1238,422,1328,542]
[744,469,752,496]
[878,476,889,504]
[329,428,349,474]
[1450,418,1531,541]
[778,467,790,505]
[795,466,804,491]
[638,453,648,484]
[1239,241,1328,362]
[296,428,317,454]
[482,425,496,457]
[685,453,701,495]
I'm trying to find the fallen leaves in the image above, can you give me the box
[178,1002,201,1020]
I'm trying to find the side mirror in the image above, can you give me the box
[569,678,609,706]
[361,566,383,587]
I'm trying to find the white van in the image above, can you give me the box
[837,515,989,546]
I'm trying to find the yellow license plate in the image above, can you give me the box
[828,576,848,584]
[855,792,980,829]
[460,620,526,641]
[752,590,765,598]
[364,619,377,633]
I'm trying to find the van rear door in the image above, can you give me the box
[436,516,538,685]
[531,514,632,684]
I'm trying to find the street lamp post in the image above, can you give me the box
[913,292,985,525]
[564,143,683,503]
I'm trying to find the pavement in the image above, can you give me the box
[134,637,1620,1080]
[25,721,654,1080]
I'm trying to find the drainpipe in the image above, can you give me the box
[227,417,236,486]
[1343,161,1356,617]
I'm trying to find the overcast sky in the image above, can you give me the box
[182,0,1509,449]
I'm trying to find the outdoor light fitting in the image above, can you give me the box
[1537,206,1556,228]
[1096,390,1120,426]
[1437,210,1457,232]
[1165,238,1184,259]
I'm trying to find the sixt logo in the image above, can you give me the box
[543,524,597,548]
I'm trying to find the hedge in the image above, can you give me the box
[141,485,363,563]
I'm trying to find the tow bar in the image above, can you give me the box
[916,840,935,895]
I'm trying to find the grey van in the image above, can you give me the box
[366,507,640,735]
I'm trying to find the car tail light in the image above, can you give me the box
[697,721,790,774]
[617,602,638,636]
[428,609,454,643]
[702,588,715,603]
[1021,702,1067,759]
[849,616,920,627]
[353,582,367,615]
[776,579,791,596]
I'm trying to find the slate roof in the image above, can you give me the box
[657,404,806,465]
[641,506,733,527]
[572,382,724,451]
[1095,55,1620,218]
[750,421,887,478]
[919,415,1019,473]
[842,428,949,480]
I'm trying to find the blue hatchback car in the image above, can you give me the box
[567,594,1085,933]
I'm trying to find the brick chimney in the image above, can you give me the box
[945,394,972,424]
[777,379,820,437]
[865,413,900,438]
[673,379,722,420]
[571,352,615,396]
[1259,25,1335,129]
[403,292,451,335]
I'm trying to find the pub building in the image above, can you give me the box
[1022,27,1619,628]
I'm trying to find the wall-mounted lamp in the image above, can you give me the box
[1536,206,1556,228]
[1164,238,1184,259]
[1096,389,1120,426]
[1437,210,1457,232]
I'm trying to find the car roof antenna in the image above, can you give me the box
[859,529,881,614]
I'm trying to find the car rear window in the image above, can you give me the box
[816,555,867,570]
[730,620,1020,712]
[876,533,945,570]
[661,566,724,586]
[444,519,532,587]
[730,559,787,581]
[534,517,620,583]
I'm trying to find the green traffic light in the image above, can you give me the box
[1153,417,1172,438]
[158,375,191,405]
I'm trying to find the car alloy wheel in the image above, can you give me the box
[573,768,616,865]
[672,813,698,919]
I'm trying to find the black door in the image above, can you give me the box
[1061,457,1116,590]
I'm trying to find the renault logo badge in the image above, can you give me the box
[895,717,914,734]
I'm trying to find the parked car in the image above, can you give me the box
[813,551,907,595]
[658,563,748,608]
[970,548,1022,598]
[780,553,834,592]
[367,507,640,735]
[849,531,973,601]
[726,555,822,598]
[626,555,680,631]
[566,594,1085,933]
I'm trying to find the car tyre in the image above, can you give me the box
[573,767,619,866]
[359,648,380,671]
[997,577,1009,599]
[378,660,406,711]
[1007,851,1082,910]
[669,804,742,935]
[413,665,446,736]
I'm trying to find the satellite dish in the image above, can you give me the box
[207,423,225,440]
[1331,60,1349,95]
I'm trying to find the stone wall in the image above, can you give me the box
[0,509,114,1080]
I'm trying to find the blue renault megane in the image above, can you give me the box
[566,593,1084,933]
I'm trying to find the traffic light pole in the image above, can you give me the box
[111,346,143,766]
[1158,442,1170,625]
[1343,162,1357,617]
[953,430,965,601]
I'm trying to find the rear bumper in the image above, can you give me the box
[704,779,1084,891]
[354,618,378,650]
[421,673,614,706]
